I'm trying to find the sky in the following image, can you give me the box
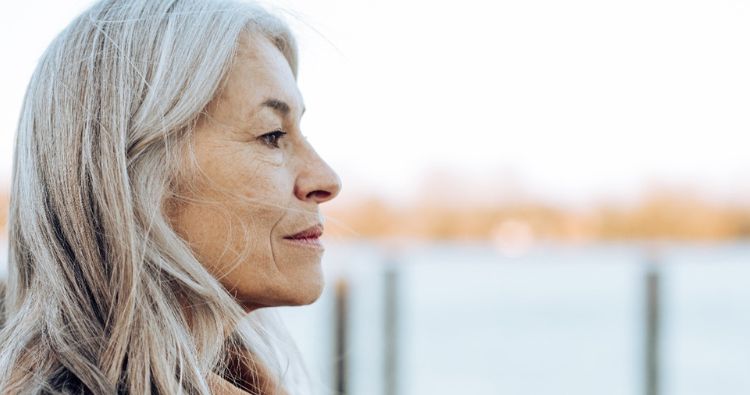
[1,0,749,206]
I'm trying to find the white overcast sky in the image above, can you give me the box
[1,0,749,206]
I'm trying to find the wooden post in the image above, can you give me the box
[384,263,400,395]
[334,278,349,395]
[644,260,662,395]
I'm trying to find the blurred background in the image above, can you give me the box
[2,0,750,394]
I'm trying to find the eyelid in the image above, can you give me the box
[258,129,287,148]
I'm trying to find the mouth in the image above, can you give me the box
[283,224,324,249]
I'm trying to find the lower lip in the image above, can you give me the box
[283,237,324,249]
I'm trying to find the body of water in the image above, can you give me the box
[281,242,750,395]
[2,241,749,394]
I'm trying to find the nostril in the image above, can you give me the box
[307,190,331,201]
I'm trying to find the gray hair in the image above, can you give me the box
[1,0,308,393]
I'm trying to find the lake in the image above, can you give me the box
[280,242,750,395]
[2,239,750,395]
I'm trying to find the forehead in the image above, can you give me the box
[212,34,302,118]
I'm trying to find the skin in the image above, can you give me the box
[170,34,341,311]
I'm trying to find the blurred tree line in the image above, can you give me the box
[3,188,750,242]
[325,190,750,242]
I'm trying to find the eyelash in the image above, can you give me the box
[259,130,287,148]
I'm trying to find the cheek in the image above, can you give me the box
[172,132,305,295]
[232,165,293,228]
[169,179,289,292]
[197,144,292,217]
[174,150,294,263]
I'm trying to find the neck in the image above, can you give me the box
[176,296,285,393]
[213,342,287,395]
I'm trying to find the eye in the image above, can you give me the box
[258,130,287,148]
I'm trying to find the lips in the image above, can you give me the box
[284,224,324,242]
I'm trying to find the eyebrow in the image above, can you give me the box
[261,98,305,118]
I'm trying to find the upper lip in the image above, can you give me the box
[284,224,324,240]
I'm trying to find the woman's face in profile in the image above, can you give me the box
[170,35,340,310]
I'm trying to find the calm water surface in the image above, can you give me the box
[2,240,749,395]
[281,242,750,395]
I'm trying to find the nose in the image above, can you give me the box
[294,145,341,204]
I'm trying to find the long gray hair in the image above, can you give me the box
[1,0,308,393]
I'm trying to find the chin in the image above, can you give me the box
[284,275,325,306]
[238,272,325,310]
[274,252,326,306]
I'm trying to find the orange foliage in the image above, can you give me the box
[2,187,748,242]
[325,191,750,242]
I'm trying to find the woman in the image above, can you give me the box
[0,0,340,393]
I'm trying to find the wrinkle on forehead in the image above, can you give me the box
[200,34,304,132]
[233,35,304,114]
